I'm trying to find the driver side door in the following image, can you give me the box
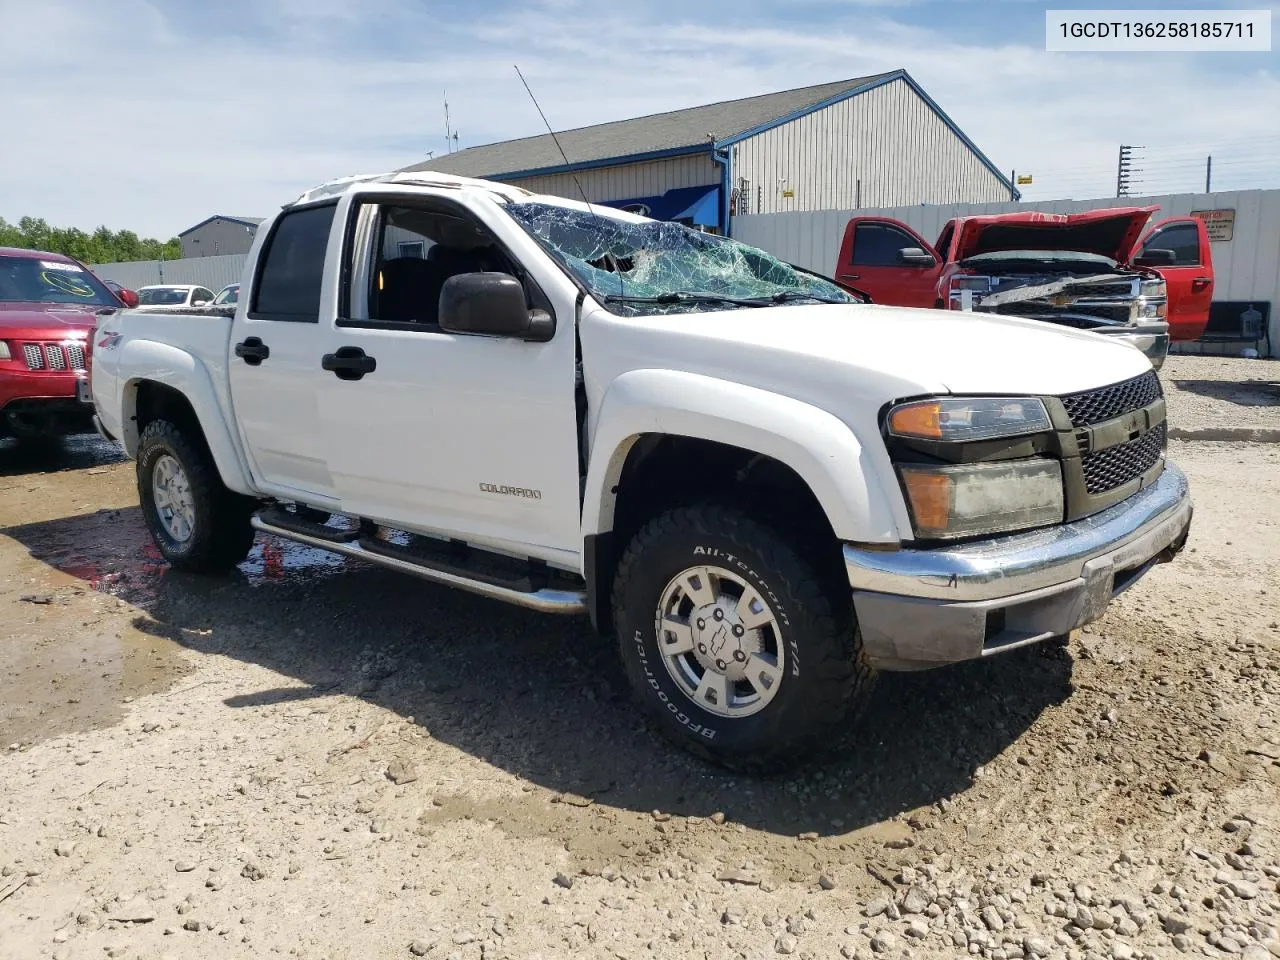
[836,218,942,308]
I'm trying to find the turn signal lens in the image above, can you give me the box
[0,341,10,361]
[900,469,952,532]
[888,402,943,439]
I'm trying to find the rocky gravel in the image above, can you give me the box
[0,427,1278,959]
[1161,356,1279,438]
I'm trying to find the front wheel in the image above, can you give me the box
[612,503,875,773]
[137,419,256,573]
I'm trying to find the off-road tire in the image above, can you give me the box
[612,503,875,774]
[137,419,256,573]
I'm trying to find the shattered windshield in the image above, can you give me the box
[504,201,859,316]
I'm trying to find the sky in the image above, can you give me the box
[0,0,1277,239]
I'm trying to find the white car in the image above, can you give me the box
[134,284,216,310]
[211,283,240,306]
[89,170,1193,772]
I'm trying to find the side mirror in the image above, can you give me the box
[1133,248,1176,267]
[118,288,139,308]
[438,272,554,342]
[192,298,210,307]
[898,247,936,266]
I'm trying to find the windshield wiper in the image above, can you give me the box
[603,291,770,308]
[759,291,847,305]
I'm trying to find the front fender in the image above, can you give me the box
[582,369,901,543]
[118,340,256,497]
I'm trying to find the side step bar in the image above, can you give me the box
[250,515,587,615]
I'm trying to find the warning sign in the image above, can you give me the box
[1190,208,1235,242]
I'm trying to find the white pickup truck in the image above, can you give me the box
[90,170,1193,772]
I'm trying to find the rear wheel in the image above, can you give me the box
[137,419,256,572]
[612,503,875,773]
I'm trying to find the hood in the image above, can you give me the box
[954,206,1158,263]
[0,302,105,335]
[602,302,1153,401]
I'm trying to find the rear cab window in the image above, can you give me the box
[250,203,338,322]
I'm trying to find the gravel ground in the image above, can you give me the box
[1,426,1278,960]
[1160,356,1280,439]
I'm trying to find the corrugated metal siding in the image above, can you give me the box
[503,155,720,203]
[733,188,1280,357]
[88,253,248,292]
[732,78,1010,216]
[179,219,259,258]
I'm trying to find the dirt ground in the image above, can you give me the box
[2,361,1279,960]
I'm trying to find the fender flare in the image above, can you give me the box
[119,340,256,497]
[581,369,901,544]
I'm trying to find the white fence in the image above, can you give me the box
[89,253,248,292]
[735,189,1280,357]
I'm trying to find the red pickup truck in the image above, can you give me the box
[833,206,1214,367]
[0,247,134,440]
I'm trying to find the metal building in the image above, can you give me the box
[178,215,263,258]
[401,70,1016,236]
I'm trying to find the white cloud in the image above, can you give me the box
[0,0,1275,238]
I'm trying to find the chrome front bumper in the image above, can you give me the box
[844,463,1192,670]
[1097,323,1170,370]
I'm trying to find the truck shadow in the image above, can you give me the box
[3,507,1074,840]
[0,434,127,476]
[1171,378,1280,407]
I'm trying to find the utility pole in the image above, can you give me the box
[1010,170,1016,202]
[1205,155,1212,193]
[1116,145,1141,197]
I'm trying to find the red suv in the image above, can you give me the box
[0,248,134,440]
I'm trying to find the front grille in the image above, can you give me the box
[1061,371,1162,427]
[1082,423,1166,494]
[18,342,83,371]
[995,303,1134,325]
[1067,280,1138,299]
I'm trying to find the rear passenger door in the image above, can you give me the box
[227,201,341,506]
[1132,217,1214,341]
[836,218,941,308]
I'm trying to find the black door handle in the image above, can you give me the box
[321,346,376,381]
[234,337,270,365]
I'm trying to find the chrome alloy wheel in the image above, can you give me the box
[655,565,785,718]
[151,454,195,543]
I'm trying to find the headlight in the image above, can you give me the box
[1138,278,1167,319]
[887,397,1051,442]
[1138,300,1167,319]
[0,341,9,361]
[899,459,1064,540]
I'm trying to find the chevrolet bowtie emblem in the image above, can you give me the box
[1050,293,1073,307]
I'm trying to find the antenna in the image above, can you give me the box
[513,64,622,295]
[443,90,455,154]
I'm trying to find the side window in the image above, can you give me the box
[934,223,954,261]
[196,288,214,302]
[358,203,513,326]
[1140,224,1200,266]
[251,203,337,321]
[852,223,927,267]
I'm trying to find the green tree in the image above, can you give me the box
[0,215,182,264]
